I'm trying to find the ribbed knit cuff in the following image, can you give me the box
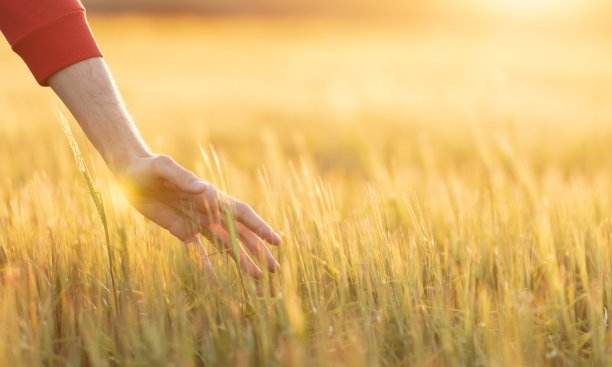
[11,10,102,86]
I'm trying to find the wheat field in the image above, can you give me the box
[1,15,612,366]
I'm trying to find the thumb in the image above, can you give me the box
[151,155,208,193]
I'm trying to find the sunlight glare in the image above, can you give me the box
[487,0,581,17]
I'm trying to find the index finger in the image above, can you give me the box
[229,200,282,246]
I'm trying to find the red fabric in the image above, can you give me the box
[0,0,102,86]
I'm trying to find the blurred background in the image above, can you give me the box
[79,0,612,27]
[80,0,610,22]
[1,0,612,181]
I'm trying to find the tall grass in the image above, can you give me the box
[4,111,608,366]
[1,16,612,367]
[56,110,119,313]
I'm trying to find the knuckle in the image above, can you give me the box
[152,154,174,171]
[205,186,219,203]
[236,202,251,216]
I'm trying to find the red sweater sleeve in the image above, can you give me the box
[0,0,102,86]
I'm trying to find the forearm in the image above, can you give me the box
[48,57,152,173]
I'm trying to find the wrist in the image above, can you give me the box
[107,145,154,177]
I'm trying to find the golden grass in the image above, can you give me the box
[1,15,612,366]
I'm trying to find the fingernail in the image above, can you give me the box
[273,232,282,245]
[187,180,207,192]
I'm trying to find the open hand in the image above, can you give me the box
[119,154,281,279]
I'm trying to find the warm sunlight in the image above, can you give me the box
[490,0,581,16]
[2,0,612,365]
[499,0,560,9]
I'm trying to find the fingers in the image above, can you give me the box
[231,201,282,246]
[189,211,279,275]
[150,155,209,194]
[183,236,213,270]
[145,205,219,285]
[128,155,282,282]
[184,236,219,287]
[152,168,280,249]
[206,223,263,279]
[236,222,280,272]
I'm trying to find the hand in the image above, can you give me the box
[48,59,281,279]
[119,154,282,279]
